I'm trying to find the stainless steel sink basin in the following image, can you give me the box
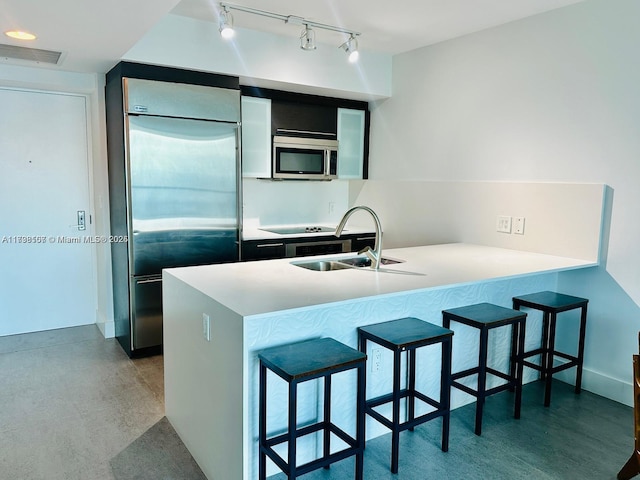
[293,260,352,271]
[292,256,404,271]
[339,256,404,268]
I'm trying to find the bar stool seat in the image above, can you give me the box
[512,291,588,407]
[358,317,453,474]
[258,337,366,480]
[442,303,526,436]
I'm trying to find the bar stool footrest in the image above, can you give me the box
[451,380,515,398]
[451,367,516,383]
[262,421,359,477]
[366,405,448,433]
[366,388,442,411]
[522,357,580,373]
[263,446,361,478]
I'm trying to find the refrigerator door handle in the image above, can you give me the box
[136,277,163,285]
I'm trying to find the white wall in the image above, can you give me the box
[242,179,350,227]
[352,180,605,261]
[369,0,640,404]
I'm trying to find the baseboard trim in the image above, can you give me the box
[96,311,115,339]
[554,365,633,407]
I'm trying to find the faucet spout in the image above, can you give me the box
[335,205,383,270]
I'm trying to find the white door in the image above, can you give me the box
[0,87,96,336]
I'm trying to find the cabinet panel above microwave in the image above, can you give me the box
[271,101,337,137]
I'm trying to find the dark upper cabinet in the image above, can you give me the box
[271,100,337,136]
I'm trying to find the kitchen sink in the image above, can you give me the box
[339,256,404,268]
[293,260,352,271]
[292,256,405,271]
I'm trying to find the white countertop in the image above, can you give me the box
[164,243,596,318]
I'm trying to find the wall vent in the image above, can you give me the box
[0,43,62,64]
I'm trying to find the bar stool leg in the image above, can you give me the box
[442,312,452,444]
[356,363,365,480]
[575,305,588,394]
[391,349,401,474]
[356,331,367,479]
[514,319,525,419]
[441,337,452,452]
[509,321,518,393]
[544,314,558,407]
[323,374,331,469]
[408,348,417,432]
[540,312,550,380]
[475,327,489,436]
[288,381,298,479]
[259,362,267,480]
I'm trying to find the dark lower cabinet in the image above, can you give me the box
[241,234,375,262]
[242,240,286,261]
[351,234,377,252]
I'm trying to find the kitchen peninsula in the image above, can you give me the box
[162,242,596,480]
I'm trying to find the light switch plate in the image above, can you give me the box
[496,215,512,233]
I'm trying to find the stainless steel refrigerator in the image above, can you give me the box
[106,73,241,357]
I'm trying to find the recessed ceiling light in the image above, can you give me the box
[5,30,37,41]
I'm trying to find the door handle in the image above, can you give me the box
[69,210,86,231]
[136,277,163,285]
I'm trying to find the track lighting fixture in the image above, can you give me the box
[300,25,316,51]
[340,34,359,63]
[219,2,360,62]
[219,6,235,39]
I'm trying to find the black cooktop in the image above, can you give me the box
[259,226,336,235]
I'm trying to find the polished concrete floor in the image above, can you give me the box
[0,325,634,479]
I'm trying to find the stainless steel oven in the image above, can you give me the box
[285,238,351,257]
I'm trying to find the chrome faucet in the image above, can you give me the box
[335,205,383,270]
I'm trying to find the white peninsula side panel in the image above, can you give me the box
[162,271,244,480]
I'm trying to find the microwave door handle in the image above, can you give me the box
[324,149,330,176]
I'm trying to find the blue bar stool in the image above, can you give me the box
[357,317,453,474]
[258,337,366,480]
[442,303,527,436]
[512,291,588,407]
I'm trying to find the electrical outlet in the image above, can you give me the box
[513,217,525,235]
[496,215,512,233]
[371,348,382,373]
[328,202,335,214]
[202,313,210,341]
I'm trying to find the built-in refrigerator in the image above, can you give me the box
[106,66,241,357]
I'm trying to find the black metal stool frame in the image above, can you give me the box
[442,303,526,436]
[258,338,366,480]
[358,318,453,474]
[512,291,588,407]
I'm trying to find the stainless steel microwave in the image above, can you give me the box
[272,135,338,180]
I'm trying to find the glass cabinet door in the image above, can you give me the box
[241,96,272,178]
[337,108,365,179]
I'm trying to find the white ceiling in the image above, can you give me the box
[0,0,584,73]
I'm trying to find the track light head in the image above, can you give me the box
[300,25,316,51]
[340,34,359,63]
[219,7,235,39]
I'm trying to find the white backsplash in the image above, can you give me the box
[242,178,350,226]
